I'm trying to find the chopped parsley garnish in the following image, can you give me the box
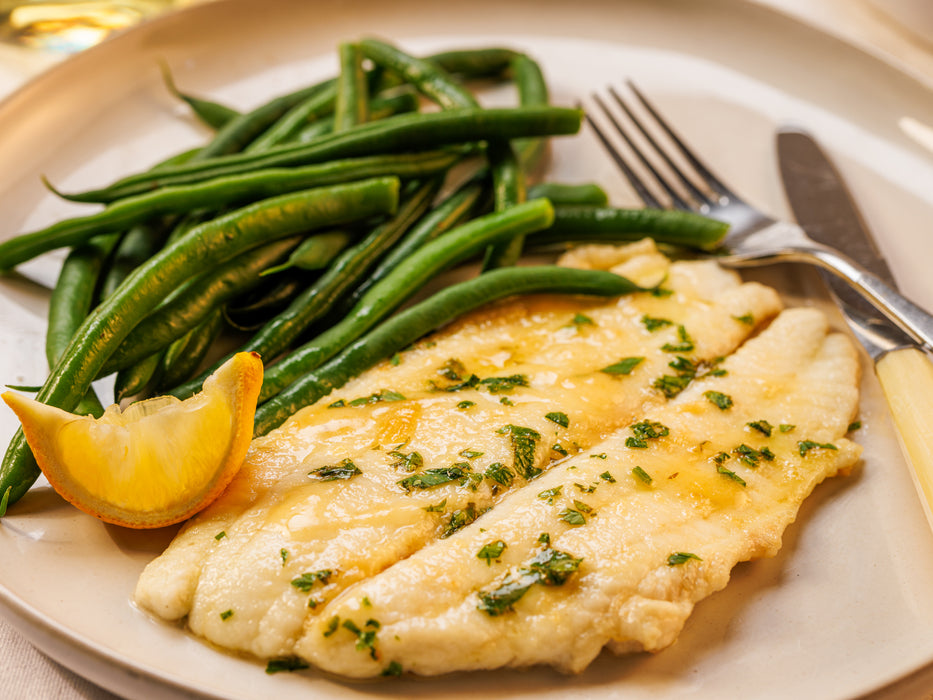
[477,540,507,565]
[484,463,515,490]
[477,545,583,616]
[574,482,597,494]
[551,443,569,457]
[545,411,570,428]
[625,420,670,449]
[328,399,346,408]
[848,420,862,432]
[559,508,586,526]
[798,440,838,456]
[733,444,774,467]
[590,453,607,459]
[214,531,226,540]
[538,532,551,544]
[704,390,733,410]
[642,315,673,332]
[265,657,309,674]
[438,358,467,381]
[600,357,644,376]
[654,355,725,399]
[747,420,774,437]
[308,458,361,481]
[220,609,233,621]
[343,618,380,659]
[398,466,468,491]
[667,552,702,566]
[599,471,617,483]
[497,424,542,479]
[280,548,289,566]
[291,569,332,592]
[347,389,406,406]
[459,448,484,459]
[632,466,653,484]
[390,353,401,366]
[661,325,695,352]
[572,312,595,326]
[572,499,593,513]
[653,372,693,399]
[500,396,514,406]
[712,451,731,465]
[717,465,746,486]
[442,503,479,538]
[457,400,476,410]
[482,374,529,394]
[537,486,562,504]
[423,498,447,512]
[323,616,340,637]
[733,312,754,325]
[779,423,796,433]
[388,450,423,472]
[381,661,403,677]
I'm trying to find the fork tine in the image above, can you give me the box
[589,92,691,210]
[625,80,737,202]
[582,101,662,209]
[607,85,711,208]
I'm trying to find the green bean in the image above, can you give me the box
[481,140,527,269]
[194,80,334,160]
[45,235,120,418]
[291,91,419,146]
[0,150,460,269]
[101,223,170,299]
[155,309,225,391]
[360,38,478,109]
[169,178,438,401]
[258,197,553,403]
[534,205,730,251]
[244,87,337,154]
[100,236,302,376]
[428,48,518,78]
[65,106,582,203]
[253,265,644,435]
[510,53,550,171]
[160,62,239,130]
[113,351,162,402]
[0,176,400,507]
[224,273,307,330]
[528,182,608,206]
[261,230,354,276]
[343,175,486,307]
[334,42,369,131]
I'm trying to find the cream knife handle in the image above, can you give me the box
[876,347,933,529]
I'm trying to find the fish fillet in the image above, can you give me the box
[134,241,856,675]
[297,307,861,677]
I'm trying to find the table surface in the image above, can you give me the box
[1,1,932,698]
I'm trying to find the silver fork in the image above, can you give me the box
[585,82,933,351]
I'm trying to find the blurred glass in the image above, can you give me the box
[0,1,192,53]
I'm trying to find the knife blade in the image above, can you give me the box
[777,127,933,530]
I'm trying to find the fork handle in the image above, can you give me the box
[876,347,933,530]
[807,246,933,352]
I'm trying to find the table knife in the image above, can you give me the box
[777,127,933,528]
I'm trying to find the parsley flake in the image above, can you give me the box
[308,458,361,481]
[398,466,468,492]
[559,508,586,526]
[545,411,570,428]
[348,389,406,406]
[661,325,695,352]
[214,531,226,540]
[484,463,515,490]
[381,661,403,677]
[477,546,582,616]
[779,423,796,433]
[477,540,507,565]
[497,425,542,479]
[632,466,653,484]
[717,465,747,486]
[442,503,479,538]
[798,440,838,456]
[625,420,670,448]
[747,420,774,437]
[642,315,673,332]
[388,450,423,472]
[733,312,754,325]
[572,312,595,326]
[457,400,476,410]
[537,486,562,504]
[266,657,309,674]
[599,471,616,483]
[600,357,644,376]
[667,552,702,566]
[220,609,233,621]
[423,498,447,512]
[291,569,332,592]
[704,390,733,410]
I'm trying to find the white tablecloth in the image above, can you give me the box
[1,1,932,697]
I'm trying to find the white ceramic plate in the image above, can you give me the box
[3,0,933,698]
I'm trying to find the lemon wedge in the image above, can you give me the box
[2,352,262,529]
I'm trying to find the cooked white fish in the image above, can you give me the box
[135,241,784,663]
[298,307,861,677]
